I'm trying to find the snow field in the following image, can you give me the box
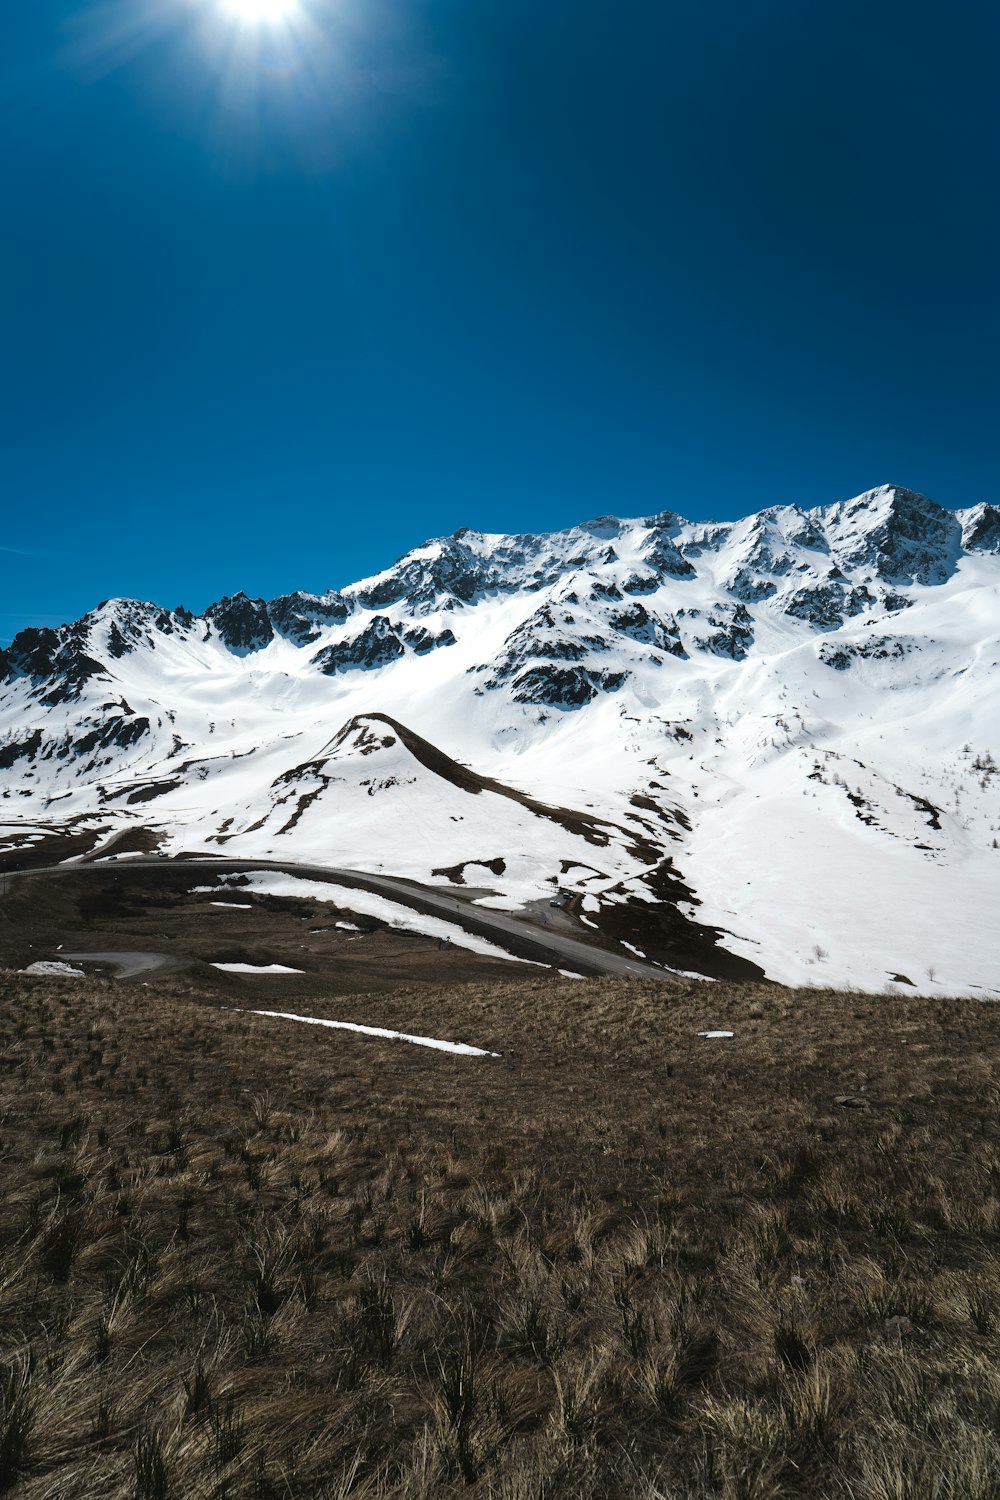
[3,489,999,996]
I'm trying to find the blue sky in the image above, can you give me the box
[2,0,998,641]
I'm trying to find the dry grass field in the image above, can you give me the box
[1,960,999,1499]
[0,861,556,997]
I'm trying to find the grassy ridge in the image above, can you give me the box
[1,971,999,1497]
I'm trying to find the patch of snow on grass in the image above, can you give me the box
[211,962,305,975]
[21,961,86,978]
[230,873,542,965]
[241,1008,499,1057]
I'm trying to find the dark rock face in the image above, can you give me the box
[0,702,149,772]
[0,729,44,768]
[510,665,626,707]
[474,594,688,702]
[153,606,188,635]
[107,622,133,659]
[40,649,108,706]
[620,572,659,595]
[492,606,596,670]
[2,603,199,701]
[785,582,852,631]
[0,628,61,681]
[835,487,962,585]
[311,616,456,675]
[608,603,686,656]
[267,591,350,644]
[73,714,150,756]
[355,558,464,611]
[401,624,457,655]
[881,591,913,613]
[352,536,512,613]
[312,616,406,675]
[642,527,696,579]
[962,504,1000,554]
[784,578,911,631]
[0,621,109,705]
[587,579,623,601]
[727,569,778,604]
[476,605,612,694]
[691,604,755,660]
[353,526,647,614]
[96,601,190,655]
[818,636,914,671]
[204,593,274,653]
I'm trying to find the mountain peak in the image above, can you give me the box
[845,482,942,513]
[824,485,962,585]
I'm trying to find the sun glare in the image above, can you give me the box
[221,0,299,24]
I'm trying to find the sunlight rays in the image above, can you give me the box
[61,0,327,89]
[51,0,421,179]
[57,0,345,171]
[218,0,301,28]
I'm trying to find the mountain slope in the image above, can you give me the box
[2,484,998,994]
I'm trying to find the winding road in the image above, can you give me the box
[9,855,675,982]
[59,950,190,979]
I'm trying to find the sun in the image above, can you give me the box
[220,0,300,24]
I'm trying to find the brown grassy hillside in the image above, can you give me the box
[1,970,998,1497]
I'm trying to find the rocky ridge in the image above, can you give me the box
[3,485,993,715]
[1,484,998,996]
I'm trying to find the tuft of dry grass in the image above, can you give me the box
[1,969,999,1496]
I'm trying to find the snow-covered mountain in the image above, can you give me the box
[2,484,999,994]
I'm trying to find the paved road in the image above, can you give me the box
[10,855,672,982]
[77,829,132,863]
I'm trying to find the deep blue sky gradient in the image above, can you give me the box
[2,0,998,639]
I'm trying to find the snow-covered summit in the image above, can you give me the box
[2,485,998,996]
